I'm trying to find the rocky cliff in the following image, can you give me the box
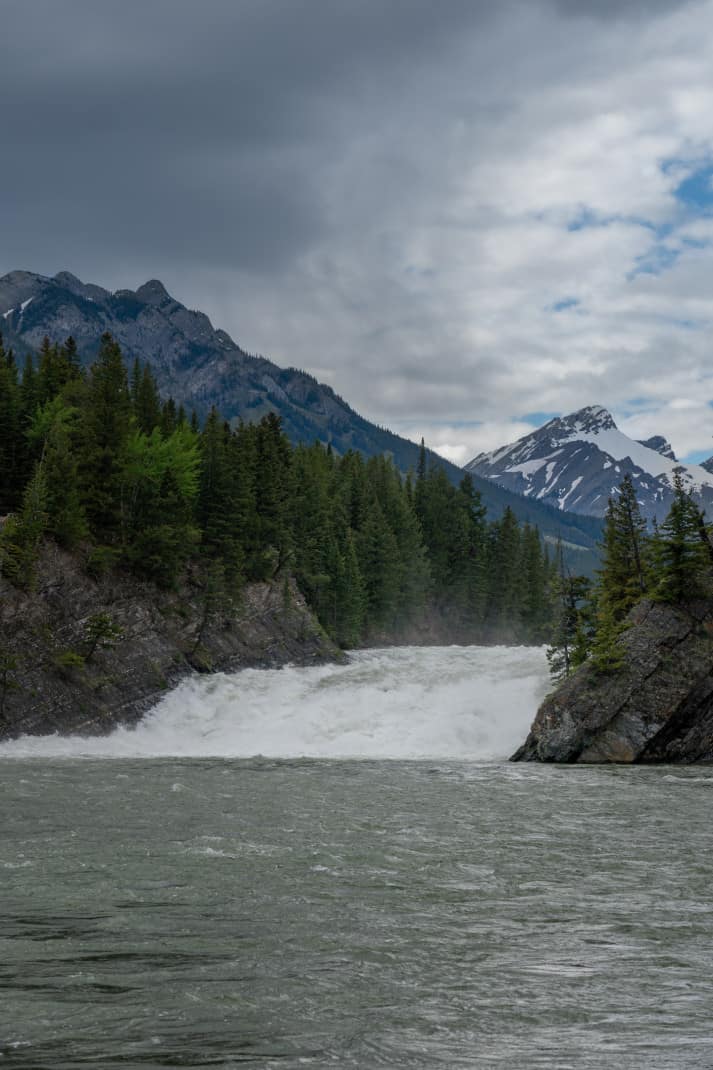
[0,543,340,741]
[512,599,713,763]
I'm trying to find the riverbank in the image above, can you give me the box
[0,542,340,741]
[512,598,713,763]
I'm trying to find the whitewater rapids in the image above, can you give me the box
[0,646,549,760]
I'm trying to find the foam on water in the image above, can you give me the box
[0,645,549,760]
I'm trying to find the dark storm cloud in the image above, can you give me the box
[554,0,690,14]
[1,0,496,274]
[0,0,690,277]
[2,0,711,463]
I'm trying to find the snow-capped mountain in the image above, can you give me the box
[0,269,605,559]
[466,405,713,520]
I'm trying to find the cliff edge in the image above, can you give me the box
[0,543,340,741]
[512,599,713,763]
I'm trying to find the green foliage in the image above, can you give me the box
[597,474,649,622]
[79,333,132,541]
[53,650,86,675]
[653,472,709,603]
[546,546,591,682]
[0,338,23,510]
[3,333,562,648]
[0,462,48,589]
[0,648,20,718]
[589,599,626,675]
[83,613,124,660]
[548,471,713,683]
[86,544,121,579]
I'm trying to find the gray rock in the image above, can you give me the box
[512,599,713,763]
[0,542,342,741]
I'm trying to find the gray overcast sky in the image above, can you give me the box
[3,0,713,462]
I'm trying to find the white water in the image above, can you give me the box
[0,646,549,760]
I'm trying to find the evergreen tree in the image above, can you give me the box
[597,474,649,622]
[43,422,87,548]
[486,506,522,639]
[546,544,591,681]
[133,363,162,434]
[654,472,709,602]
[0,461,48,589]
[79,333,132,542]
[0,338,22,509]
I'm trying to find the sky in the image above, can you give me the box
[3,0,713,465]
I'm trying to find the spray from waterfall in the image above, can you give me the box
[0,646,548,760]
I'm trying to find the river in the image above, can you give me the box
[2,646,712,1068]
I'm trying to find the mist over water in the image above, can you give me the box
[0,646,549,760]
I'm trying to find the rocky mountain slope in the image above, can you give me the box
[512,598,713,763]
[0,542,339,741]
[0,269,601,560]
[467,404,713,521]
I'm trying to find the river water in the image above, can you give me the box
[2,646,713,1068]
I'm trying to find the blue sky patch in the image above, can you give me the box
[683,448,712,464]
[628,243,680,279]
[550,296,580,312]
[674,163,713,212]
[521,411,559,425]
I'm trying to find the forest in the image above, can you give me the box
[549,471,713,679]
[0,332,557,648]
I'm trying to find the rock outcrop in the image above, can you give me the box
[0,543,340,741]
[512,599,713,763]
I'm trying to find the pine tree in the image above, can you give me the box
[0,461,48,589]
[79,333,132,542]
[0,340,22,509]
[43,423,87,548]
[546,544,591,681]
[654,472,709,602]
[133,363,162,434]
[597,474,649,622]
[486,507,522,640]
[197,409,246,587]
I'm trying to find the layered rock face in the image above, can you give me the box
[512,599,713,763]
[0,543,339,741]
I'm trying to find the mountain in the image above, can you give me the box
[467,404,713,521]
[0,269,601,559]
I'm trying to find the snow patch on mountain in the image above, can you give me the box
[560,424,712,490]
[466,404,713,520]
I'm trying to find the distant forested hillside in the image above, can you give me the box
[0,270,601,569]
[0,332,561,646]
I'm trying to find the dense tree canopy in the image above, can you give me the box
[0,332,558,647]
[549,470,713,678]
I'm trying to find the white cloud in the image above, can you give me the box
[7,0,713,468]
[172,0,713,466]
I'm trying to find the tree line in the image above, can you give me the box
[548,471,713,679]
[0,332,557,647]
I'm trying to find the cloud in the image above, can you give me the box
[2,0,713,464]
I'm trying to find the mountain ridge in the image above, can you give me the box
[0,269,601,560]
[467,403,713,521]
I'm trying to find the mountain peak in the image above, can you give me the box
[637,435,677,462]
[562,405,617,434]
[135,279,171,306]
[53,270,84,289]
[467,403,713,520]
